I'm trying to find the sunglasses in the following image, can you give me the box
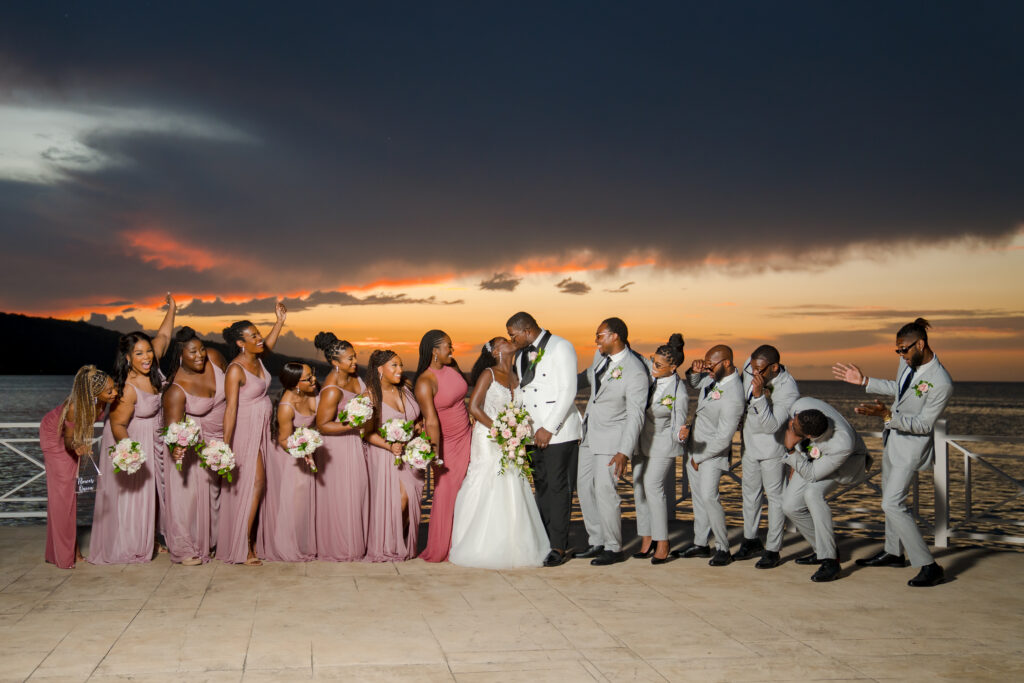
[895,342,918,355]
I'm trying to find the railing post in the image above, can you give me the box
[933,419,949,548]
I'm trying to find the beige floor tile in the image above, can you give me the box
[838,653,1000,680]
[446,649,586,674]
[648,654,862,681]
[0,590,48,615]
[242,667,312,681]
[315,663,455,680]
[0,647,51,681]
[453,660,598,682]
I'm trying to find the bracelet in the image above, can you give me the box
[861,376,868,387]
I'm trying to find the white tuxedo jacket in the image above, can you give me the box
[514,330,583,444]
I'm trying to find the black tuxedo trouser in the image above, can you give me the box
[531,440,579,551]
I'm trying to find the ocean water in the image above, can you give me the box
[3,376,1022,546]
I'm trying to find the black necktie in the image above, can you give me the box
[521,344,536,377]
[704,382,713,398]
[593,356,611,395]
[899,367,916,399]
[646,381,657,408]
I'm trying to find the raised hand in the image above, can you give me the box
[275,300,287,323]
[832,362,864,386]
[751,371,765,398]
[783,418,801,451]
[855,399,889,417]
[690,359,709,374]
[165,291,176,312]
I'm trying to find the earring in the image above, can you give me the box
[433,352,438,363]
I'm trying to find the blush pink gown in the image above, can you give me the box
[89,388,162,565]
[364,387,424,562]
[217,360,273,564]
[40,405,81,569]
[316,380,370,561]
[255,399,318,562]
[163,364,226,564]
[419,366,472,562]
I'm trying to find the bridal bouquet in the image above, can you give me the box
[108,438,146,474]
[199,439,237,482]
[396,433,440,469]
[285,427,323,472]
[379,418,414,444]
[488,402,534,478]
[160,416,203,471]
[338,395,373,426]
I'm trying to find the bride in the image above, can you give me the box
[449,337,550,568]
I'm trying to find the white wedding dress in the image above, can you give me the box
[449,372,551,569]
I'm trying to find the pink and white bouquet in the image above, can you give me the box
[108,438,146,474]
[488,402,534,478]
[286,427,323,472]
[160,416,203,470]
[200,439,237,482]
[379,418,414,444]
[339,395,373,427]
[396,433,439,469]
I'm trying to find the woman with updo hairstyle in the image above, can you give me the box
[90,294,177,565]
[313,331,370,561]
[218,301,288,565]
[362,349,424,561]
[255,362,318,562]
[632,333,688,564]
[39,366,118,568]
[415,329,472,563]
[161,326,228,565]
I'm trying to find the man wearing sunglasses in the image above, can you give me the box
[734,345,800,569]
[833,318,953,587]
[672,345,744,566]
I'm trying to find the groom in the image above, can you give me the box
[507,312,583,567]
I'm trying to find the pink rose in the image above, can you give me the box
[501,428,512,439]
[919,383,929,394]
[711,390,722,400]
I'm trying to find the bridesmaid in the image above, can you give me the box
[256,362,318,562]
[363,350,424,562]
[90,295,177,564]
[313,332,370,561]
[415,330,472,563]
[40,366,118,568]
[161,327,227,565]
[219,302,287,565]
[633,334,688,564]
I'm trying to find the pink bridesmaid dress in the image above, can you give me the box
[39,405,82,569]
[419,365,472,562]
[364,386,424,561]
[89,389,163,565]
[316,379,370,561]
[217,360,273,564]
[163,364,226,564]
[255,399,318,562]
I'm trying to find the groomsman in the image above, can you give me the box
[507,312,584,567]
[734,345,799,569]
[782,397,869,582]
[833,318,953,587]
[673,345,745,565]
[576,318,648,566]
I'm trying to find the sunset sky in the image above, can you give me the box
[1,3,1022,380]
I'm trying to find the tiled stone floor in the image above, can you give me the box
[1,525,1021,682]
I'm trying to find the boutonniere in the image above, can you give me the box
[609,365,624,380]
[528,348,545,369]
[709,384,723,400]
[914,380,933,398]
[659,395,675,408]
[805,443,822,460]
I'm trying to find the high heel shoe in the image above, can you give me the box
[651,555,672,565]
[633,546,655,559]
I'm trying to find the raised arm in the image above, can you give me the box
[315,386,361,436]
[467,369,495,429]
[889,381,953,435]
[222,364,244,446]
[414,373,442,449]
[785,434,855,482]
[151,293,176,360]
[262,301,288,351]
[748,375,799,434]
[694,389,744,464]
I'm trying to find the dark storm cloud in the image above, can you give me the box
[479,273,522,291]
[556,278,591,295]
[176,291,463,317]
[1,2,1022,310]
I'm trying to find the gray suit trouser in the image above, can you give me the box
[687,458,728,551]
[881,449,934,567]
[741,454,786,551]
[782,472,839,560]
[632,455,675,541]
[577,444,623,552]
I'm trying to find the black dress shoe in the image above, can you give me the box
[577,545,605,559]
[794,553,822,565]
[590,550,626,566]
[651,555,672,565]
[732,537,764,561]
[671,544,711,559]
[755,550,781,569]
[708,549,733,566]
[908,562,944,587]
[855,550,907,567]
[543,549,570,567]
[633,546,655,559]
[811,558,842,582]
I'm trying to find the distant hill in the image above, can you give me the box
[0,312,329,377]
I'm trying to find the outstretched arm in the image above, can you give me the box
[263,301,288,351]
[151,293,176,360]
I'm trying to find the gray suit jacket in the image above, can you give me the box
[784,397,868,485]
[866,356,953,469]
[688,370,745,470]
[740,358,800,462]
[637,374,689,459]
[580,348,649,458]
